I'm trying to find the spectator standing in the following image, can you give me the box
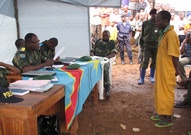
[170,12,179,34]
[155,3,162,12]
[151,10,180,128]
[138,8,159,85]
[116,13,132,65]
[90,30,117,99]
[109,8,121,25]
[106,21,118,41]
[136,0,147,13]
[129,14,136,37]
[120,5,131,17]
[90,7,102,41]
[101,8,111,31]
[177,12,187,46]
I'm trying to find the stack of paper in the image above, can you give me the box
[9,80,53,92]
[11,89,30,96]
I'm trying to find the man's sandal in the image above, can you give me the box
[155,121,173,128]
[151,115,161,121]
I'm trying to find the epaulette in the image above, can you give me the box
[20,47,26,52]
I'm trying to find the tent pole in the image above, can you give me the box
[14,0,20,38]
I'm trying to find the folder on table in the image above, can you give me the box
[22,71,56,77]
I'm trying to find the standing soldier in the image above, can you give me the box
[138,8,159,85]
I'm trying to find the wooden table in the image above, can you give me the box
[0,84,65,135]
[4,60,101,134]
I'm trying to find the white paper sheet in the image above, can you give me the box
[53,47,66,60]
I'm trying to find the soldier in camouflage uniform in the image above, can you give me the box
[138,8,159,85]
[90,30,117,99]
[12,33,54,72]
[40,38,59,60]
[0,62,20,88]
[15,38,25,49]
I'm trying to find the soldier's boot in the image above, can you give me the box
[138,68,146,85]
[104,84,110,100]
[150,68,155,83]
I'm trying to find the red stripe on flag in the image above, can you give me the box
[61,67,83,129]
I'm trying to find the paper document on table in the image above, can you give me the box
[54,47,65,60]
[9,80,53,92]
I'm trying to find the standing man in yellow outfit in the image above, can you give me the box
[151,10,180,128]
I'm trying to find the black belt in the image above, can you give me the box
[119,32,129,34]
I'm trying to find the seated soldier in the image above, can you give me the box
[40,37,60,61]
[0,62,24,103]
[15,38,25,49]
[90,30,117,100]
[175,70,191,108]
[0,62,20,88]
[12,33,54,72]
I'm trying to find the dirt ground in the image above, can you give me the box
[76,47,191,135]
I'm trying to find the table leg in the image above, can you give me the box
[93,83,98,106]
[69,116,79,135]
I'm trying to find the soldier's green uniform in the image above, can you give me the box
[12,47,47,71]
[91,39,117,90]
[0,68,9,88]
[40,41,55,59]
[138,12,159,85]
[140,19,159,68]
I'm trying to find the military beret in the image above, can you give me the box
[66,63,80,70]
[33,75,53,80]
[78,56,92,61]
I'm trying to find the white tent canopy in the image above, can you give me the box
[50,0,121,7]
[0,0,121,64]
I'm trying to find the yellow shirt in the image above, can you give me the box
[184,23,191,32]
[155,26,180,115]
[106,26,118,41]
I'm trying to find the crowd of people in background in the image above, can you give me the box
[89,0,191,127]
[89,0,191,57]
[0,0,190,129]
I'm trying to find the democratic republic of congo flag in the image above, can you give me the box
[59,66,83,130]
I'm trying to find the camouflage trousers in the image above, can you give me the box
[103,62,110,89]
[183,83,191,104]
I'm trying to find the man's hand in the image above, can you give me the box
[44,59,54,66]
[54,56,60,62]
[179,79,190,86]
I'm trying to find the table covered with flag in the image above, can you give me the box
[50,60,101,129]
